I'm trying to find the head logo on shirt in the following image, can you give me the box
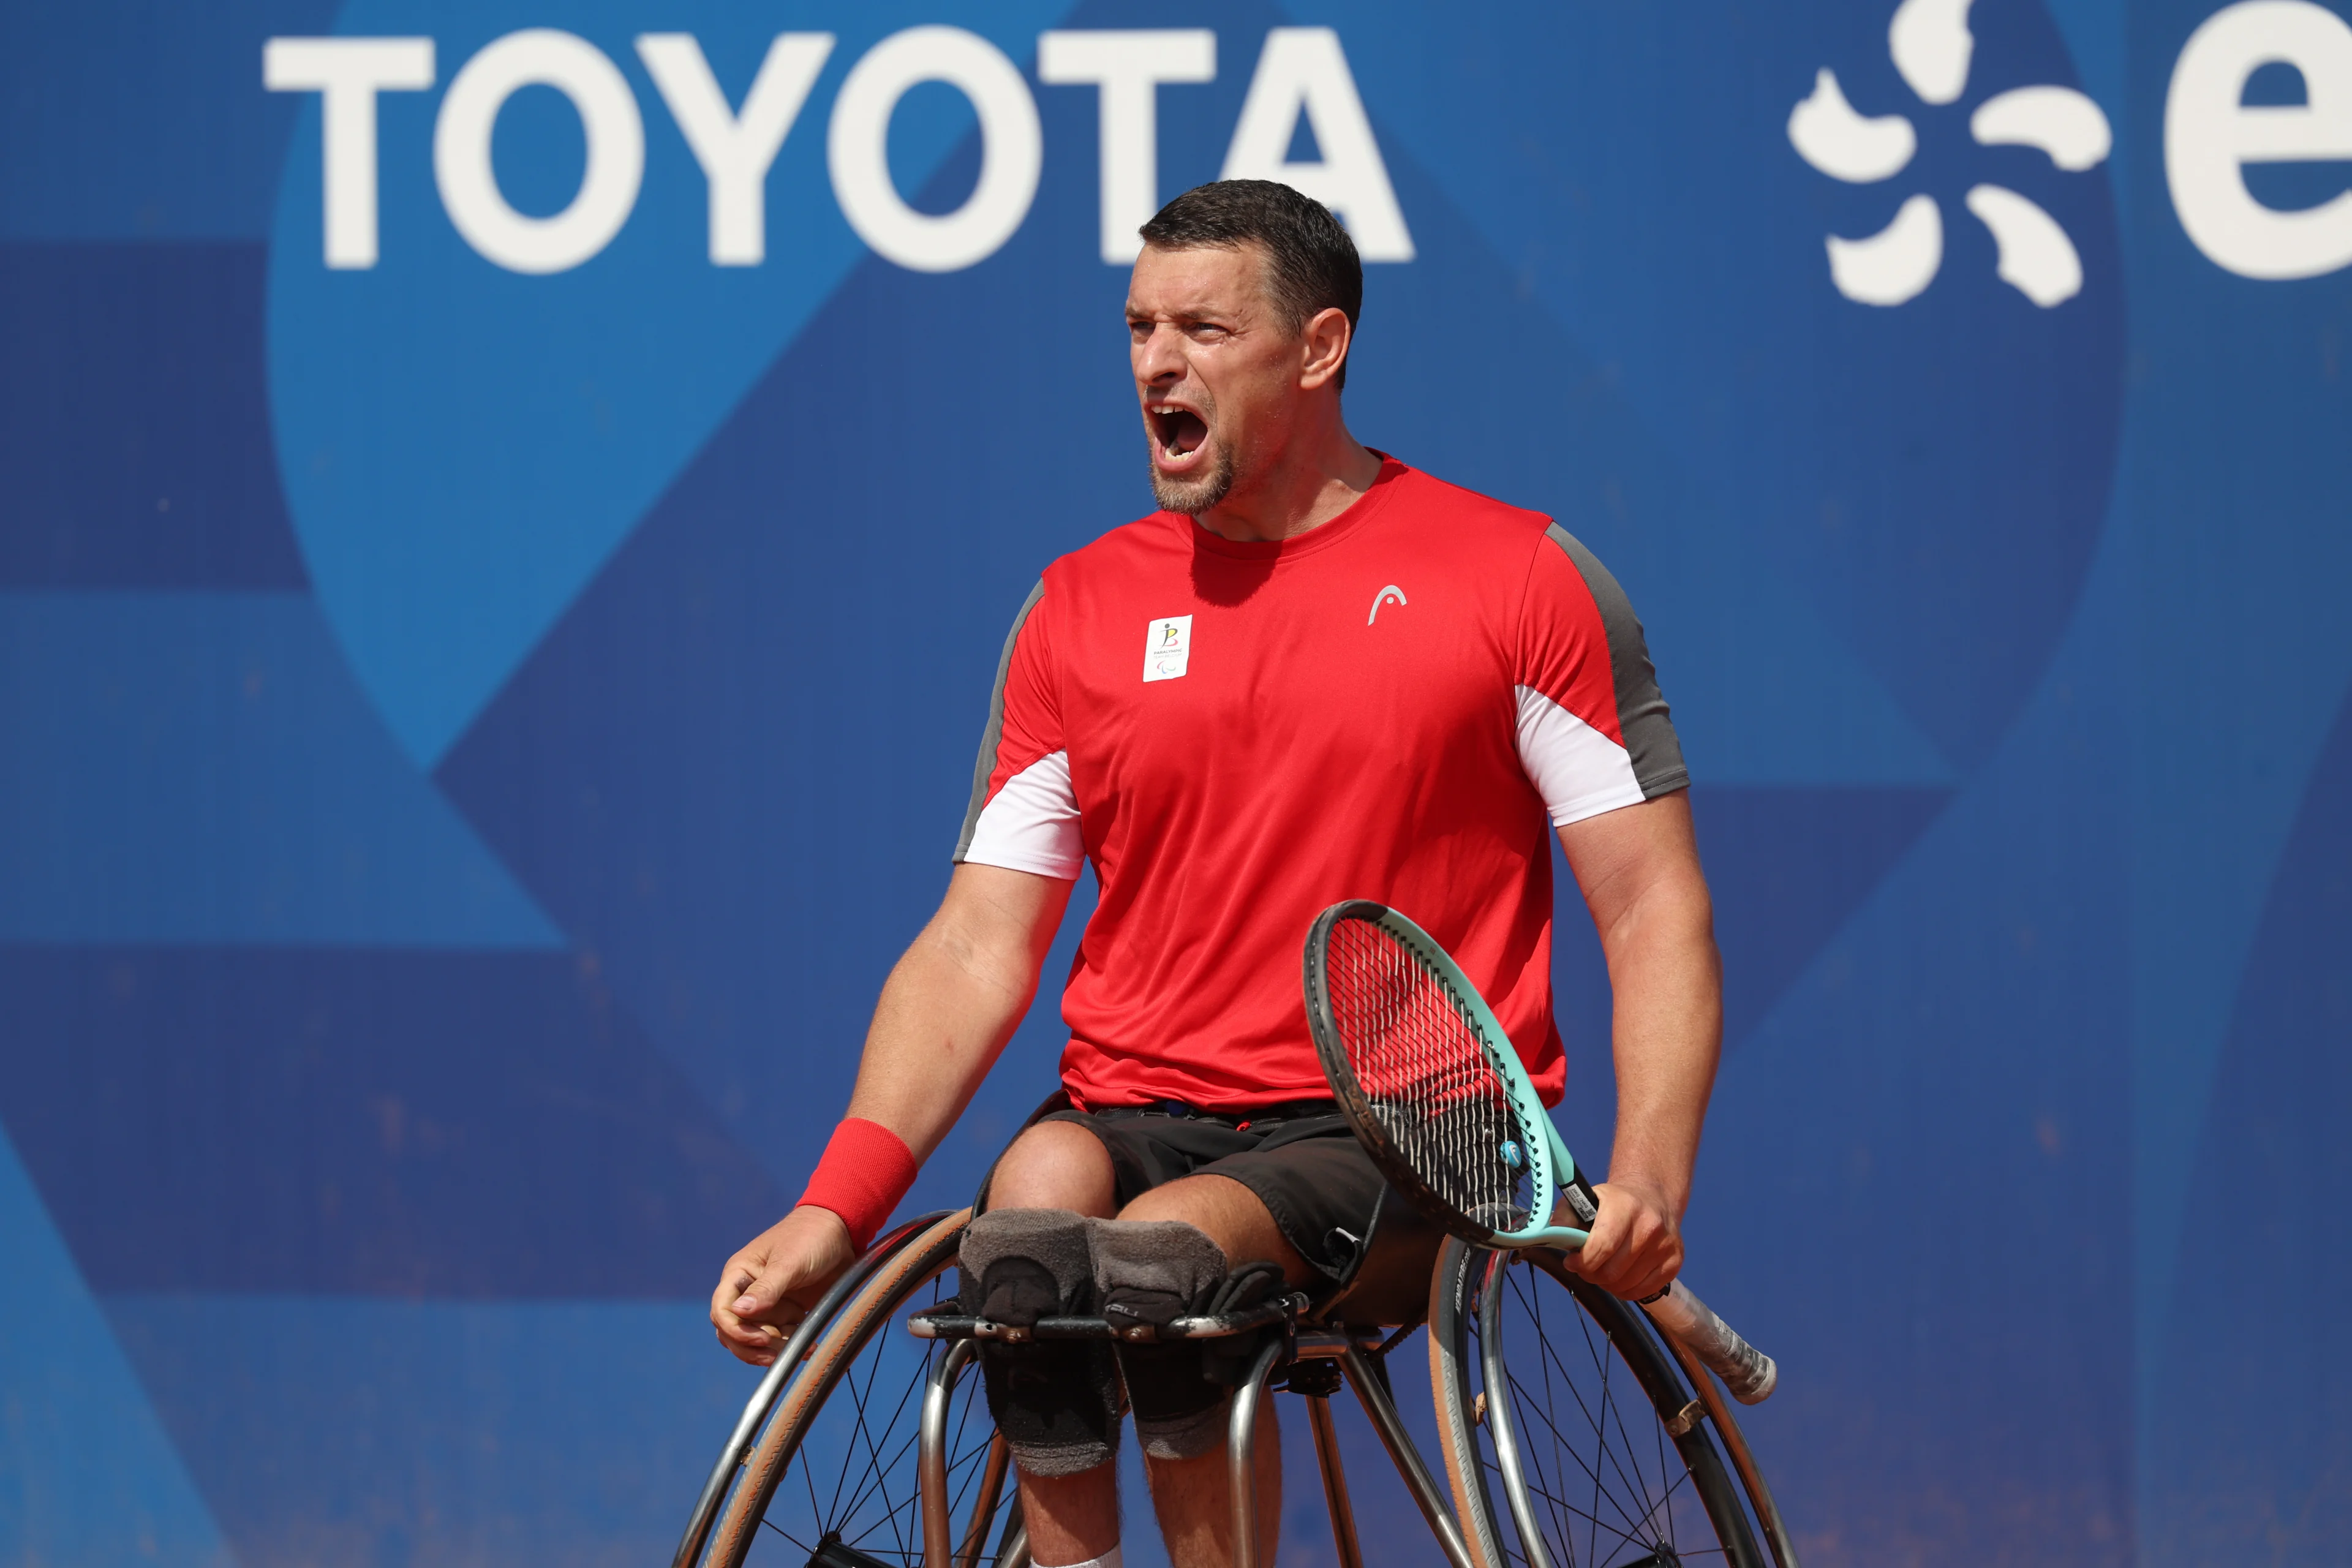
[1144,616,1193,683]
[1368,585,1409,625]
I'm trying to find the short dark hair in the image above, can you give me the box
[1139,179,1363,389]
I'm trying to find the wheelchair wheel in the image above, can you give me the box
[694,1210,1023,1568]
[1430,1239,1767,1568]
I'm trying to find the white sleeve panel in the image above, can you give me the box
[1515,685,1646,827]
[959,750,1085,879]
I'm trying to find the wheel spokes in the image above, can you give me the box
[747,1274,1011,1567]
[1472,1265,1717,1568]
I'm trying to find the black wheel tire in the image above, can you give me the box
[698,1210,1016,1568]
[1429,1238,1766,1568]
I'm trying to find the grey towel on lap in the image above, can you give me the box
[1089,1218,1229,1328]
[960,1207,1096,1324]
[1091,1218,1232,1461]
[959,1208,1121,1477]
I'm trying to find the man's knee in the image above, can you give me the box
[987,1120,1118,1214]
[1119,1174,1308,1283]
[1116,1175,1234,1229]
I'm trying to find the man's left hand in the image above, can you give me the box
[1559,1180,1683,1302]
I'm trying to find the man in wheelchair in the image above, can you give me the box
[710,179,1723,1568]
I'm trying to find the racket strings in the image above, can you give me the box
[1325,917,1532,1232]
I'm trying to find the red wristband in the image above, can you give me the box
[796,1118,919,1253]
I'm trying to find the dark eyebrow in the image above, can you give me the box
[1126,306,1235,330]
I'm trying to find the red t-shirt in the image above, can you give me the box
[953,458,1686,1110]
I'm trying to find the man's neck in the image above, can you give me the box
[1195,415,1382,544]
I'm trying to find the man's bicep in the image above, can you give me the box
[938,861,1077,978]
[1556,791,1711,943]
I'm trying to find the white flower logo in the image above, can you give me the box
[1789,0,2111,306]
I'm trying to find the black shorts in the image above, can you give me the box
[982,1100,1390,1283]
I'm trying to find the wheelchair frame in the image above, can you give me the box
[673,1208,1796,1568]
[911,1295,1474,1568]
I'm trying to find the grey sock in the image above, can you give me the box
[1091,1219,1232,1461]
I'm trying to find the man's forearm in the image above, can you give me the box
[714,868,1070,1359]
[1559,793,1724,1224]
[834,864,1074,1166]
[1600,880,1722,1218]
[839,929,1033,1163]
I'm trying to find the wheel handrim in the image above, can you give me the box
[701,1214,1020,1568]
[748,1264,1010,1567]
[1460,1250,1756,1568]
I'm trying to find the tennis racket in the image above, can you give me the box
[1304,899,1776,1403]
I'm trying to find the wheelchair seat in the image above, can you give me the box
[976,1088,1446,1333]
[1303,1185,1447,1329]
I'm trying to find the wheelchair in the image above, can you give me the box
[673,1180,1798,1568]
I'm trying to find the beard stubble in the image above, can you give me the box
[1147,436,1235,516]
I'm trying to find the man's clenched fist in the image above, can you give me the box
[710,1207,858,1366]
[1559,1180,1684,1303]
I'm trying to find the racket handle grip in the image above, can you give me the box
[1561,1170,1602,1227]
[1643,1280,1777,1404]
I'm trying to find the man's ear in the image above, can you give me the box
[1298,305,1352,390]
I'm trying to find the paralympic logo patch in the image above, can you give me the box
[1787,0,2111,306]
[1144,616,1193,683]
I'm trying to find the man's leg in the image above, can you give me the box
[1115,1174,1314,1568]
[981,1121,1122,1568]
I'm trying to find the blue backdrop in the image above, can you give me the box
[4,1,2348,1562]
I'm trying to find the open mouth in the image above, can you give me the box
[1148,404,1209,463]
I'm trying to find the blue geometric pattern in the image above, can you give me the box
[0,1126,233,1567]
[0,246,304,587]
[0,946,785,1296]
[2145,679,2352,1562]
[2,2,2348,1564]
[0,593,559,946]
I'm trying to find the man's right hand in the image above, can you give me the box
[711,1206,858,1366]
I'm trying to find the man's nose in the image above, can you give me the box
[1134,325,1186,385]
